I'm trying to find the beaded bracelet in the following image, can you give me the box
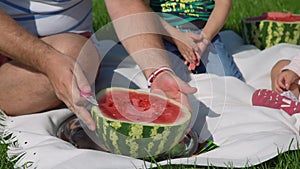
[147,66,175,88]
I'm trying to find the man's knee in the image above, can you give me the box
[41,33,89,59]
[40,32,100,82]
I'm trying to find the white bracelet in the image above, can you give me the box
[147,66,175,88]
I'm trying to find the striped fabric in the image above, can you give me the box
[0,0,93,36]
[150,0,215,26]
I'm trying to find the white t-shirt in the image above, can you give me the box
[0,0,93,36]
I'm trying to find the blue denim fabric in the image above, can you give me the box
[163,29,244,81]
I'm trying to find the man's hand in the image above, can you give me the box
[0,9,97,131]
[150,71,197,111]
[45,54,96,131]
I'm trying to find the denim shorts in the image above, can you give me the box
[163,29,244,81]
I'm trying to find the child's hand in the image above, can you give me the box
[182,32,210,71]
[174,32,199,66]
[173,32,207,71]
[195,33,210,62]
[273,69,300,93]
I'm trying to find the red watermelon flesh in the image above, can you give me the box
[245,12,300,22]
[98,90,184,124]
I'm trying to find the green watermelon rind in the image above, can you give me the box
[91,87,191,158]
[242,19,300,49]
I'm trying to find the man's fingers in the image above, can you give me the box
[179,94,193,111]
[179,82,197,95]
[74,105,96,131]
[70,65,96,131]
[74,63,92,94]
[68,86,96,131]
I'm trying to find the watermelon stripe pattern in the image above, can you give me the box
[242,16,300,49]
[91,87,191,158]
[92,109,190,158]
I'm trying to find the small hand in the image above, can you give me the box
[274,70,299,93]
[173,32,202,69]
[194,33,210,62]
[174,32,210,71]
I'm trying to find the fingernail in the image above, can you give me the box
[88,124,96,131]
[80,90,91,97]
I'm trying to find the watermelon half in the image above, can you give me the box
[242,12,300,49]
[90,87,191,158]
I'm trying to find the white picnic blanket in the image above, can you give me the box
[1,30,300,169]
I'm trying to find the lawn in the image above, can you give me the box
[224,0,300,35]
[0,136,14,169]
[92,0,300,36]
[1,0,300,169]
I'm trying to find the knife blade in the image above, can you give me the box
[80,90,99,106]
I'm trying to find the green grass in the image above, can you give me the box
[1,138,300,169]
[1,0,300,168]
[155,149,300,169]
[0,137,14,169]
[92,0,111,32]
[224,0,300,35]
[92,0,300,36]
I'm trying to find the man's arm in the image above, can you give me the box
[104,0,173,76]
[104,0,197,110]
[0,9,59,72]
[0,9,96,130]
